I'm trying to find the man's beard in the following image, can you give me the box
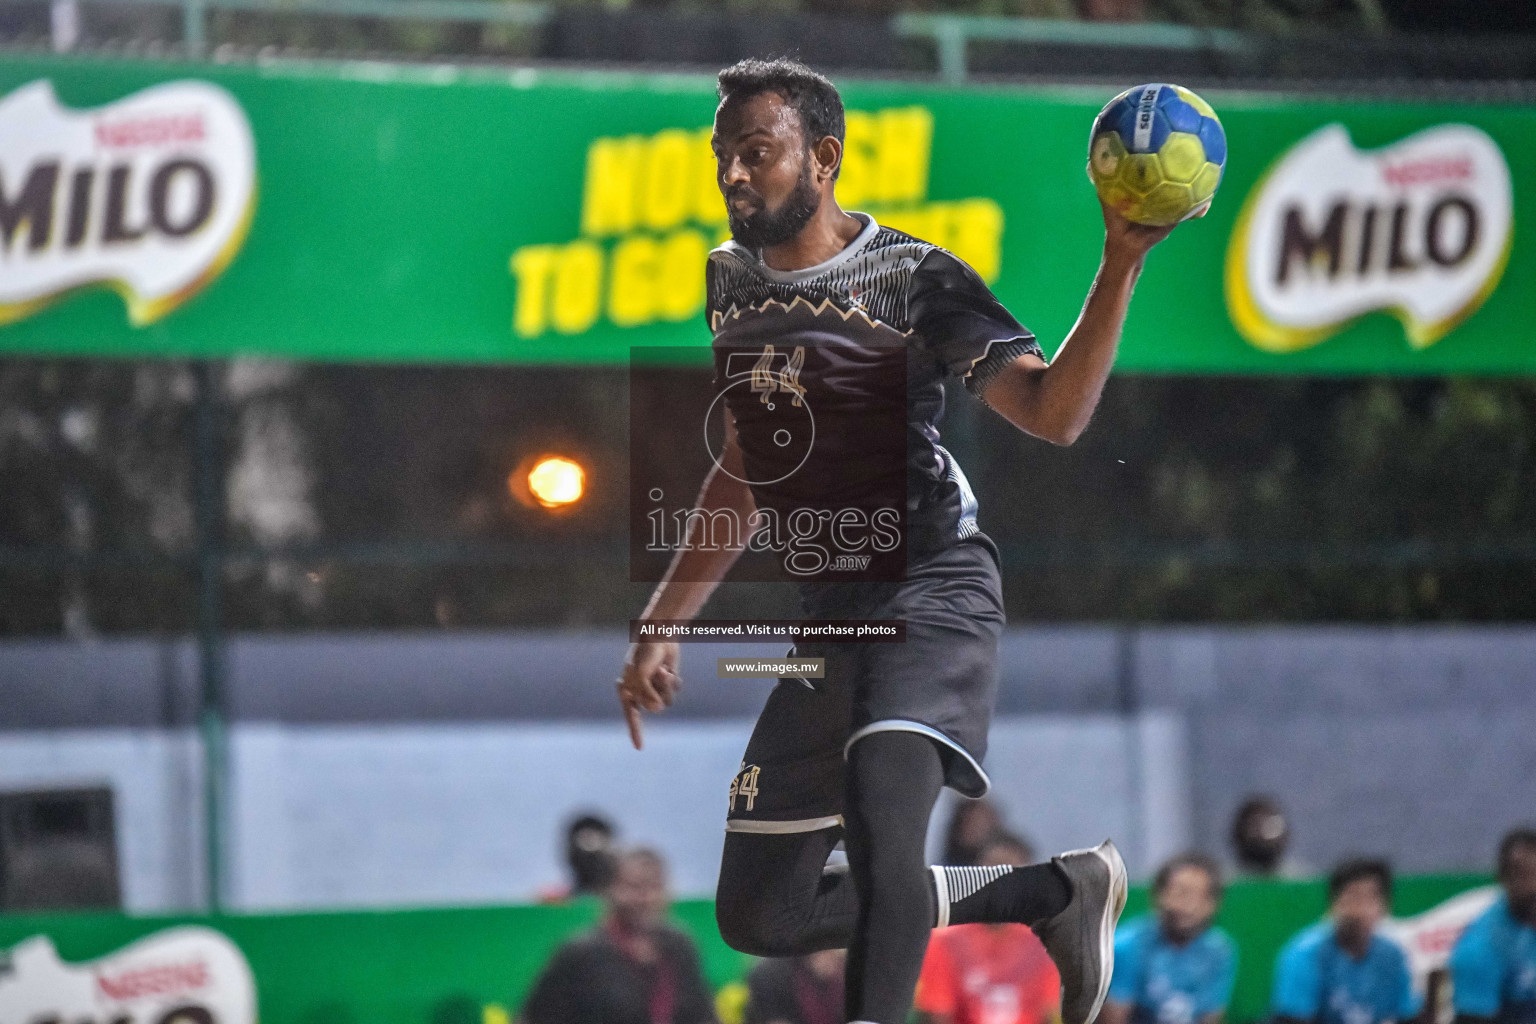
[727,164,822,249]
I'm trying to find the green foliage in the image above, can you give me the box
[3,361,1535,633]
[961,374,1536,621]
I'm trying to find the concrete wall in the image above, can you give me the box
[0,714,1188,912]
[1132,627,1536,874]
[2,625,1533,911]
[222,714,1187,911]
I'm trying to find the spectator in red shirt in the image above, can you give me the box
[916,832,1062,1024]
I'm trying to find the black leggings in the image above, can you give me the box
[716,729,946,1024]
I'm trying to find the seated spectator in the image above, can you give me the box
[915,831,1061,1024]
[521,846,718,1024]
[537,811,617,904]
[1230,796,1308,880]
[1102,852,1237,1024]
[743,948,844,1024]
[942,798,1006,868]
[1450,827,1536,1024]
[1271,859,1418,1024]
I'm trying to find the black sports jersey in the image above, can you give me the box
[707,213,1041,577]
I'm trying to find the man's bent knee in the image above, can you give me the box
[715,891,805,958]
[716,824,848,956]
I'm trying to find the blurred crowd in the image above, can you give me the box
[517,802,1536,1024]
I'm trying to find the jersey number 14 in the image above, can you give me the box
[750,345,807,408]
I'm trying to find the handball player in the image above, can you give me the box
[618,58,1193,1024]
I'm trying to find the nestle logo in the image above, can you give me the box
[1410,924,1462,956]
[94,961,209,1001]
[94,113,206,149]
[1381,156,1473,188]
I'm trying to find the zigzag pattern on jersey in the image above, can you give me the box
[708,226,936,334]
[940,863,1014,903]
[709,293,912,336]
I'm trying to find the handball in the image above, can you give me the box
[1087,83,1227,226]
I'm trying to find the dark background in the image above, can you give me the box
[5,360,1534,634]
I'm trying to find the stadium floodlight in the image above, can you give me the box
[519,455,586,509]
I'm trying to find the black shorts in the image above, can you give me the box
[724,534,1006,836]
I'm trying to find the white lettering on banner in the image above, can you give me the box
[1225,123,1512,352]
[0,927,256,1024]
[0,79,256,327]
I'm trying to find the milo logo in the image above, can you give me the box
[0,79,256,327]
[1225,123,1512,351]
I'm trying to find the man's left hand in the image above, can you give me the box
[1100,198,1208,263]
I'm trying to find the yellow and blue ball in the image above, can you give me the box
[1088,83,1226,226]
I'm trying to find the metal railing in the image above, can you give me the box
[891,5,1397,85]
[11,0,549,55]
[10,0,1415,81]
[891,13,1260,85]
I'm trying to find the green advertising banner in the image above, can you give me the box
[0,54,1532,373]
[0,875,1495,1024]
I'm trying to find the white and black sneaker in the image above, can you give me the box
[1031,839,1128,1024]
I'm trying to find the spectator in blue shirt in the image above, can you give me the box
[1104,852,1239,1024]
[1272,859,1419,1024]
[1450,828,1536,1024]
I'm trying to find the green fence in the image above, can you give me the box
[0,873,1490,1024]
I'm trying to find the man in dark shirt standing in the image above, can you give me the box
[521,847,718,1024]
[618,57,1197,1024]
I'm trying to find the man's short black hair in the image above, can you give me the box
[716,57,846,171]
[567,813,613,841]
[1498,827,1536,876]
[1154,852,1224,900]
[1328,858,1393,904]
